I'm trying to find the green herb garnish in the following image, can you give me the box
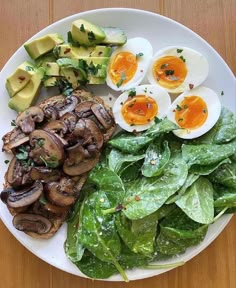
[178,118,183,122]
[16,146,28,160]
[4,160,9,164]
[221,91,224,96]
[88,31,96,41]
[80,24,86,32]
[116,72,126,88]
[161,63,169,69]
[11,120,16,126]
[176,104,182,111]
[128,88,136,97]
[177,48,183,53]
[136,52,144,58]
[25,66,35,72]
[165,70,175,76]
[179,55,186,62]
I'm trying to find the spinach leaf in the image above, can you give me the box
[208,162,236,189]
[75,250,118,279]
[166,173,199,204]
[123,156,188,220]
[115,211,158,257]
[141,140,170,177]
[88,167,125,205]
[108,118,178,154]
[65,197,86,262]
[176,177,214,224]
[189,158,231,175]
[182,140,236,167]
[189,107,236,145]
[119,160,143,182]
[156,207,208,255]
[108,148,145,174]
[79,191,128,281]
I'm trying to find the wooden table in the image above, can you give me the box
[0,1,235,287]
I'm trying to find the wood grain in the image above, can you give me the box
[0,1,235,287]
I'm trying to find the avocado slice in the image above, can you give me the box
[8,68,44,112]
[43,77,58,88]
[60,67,85,89]
[76,57,110,66]
[101,27,127,46]
[6,61,35,98]
[87,75,106,84]
[71,19,105,46]
[45,62,60,76]
[35,53,57,67]
[24,33,64,60]
[56,44,112,58]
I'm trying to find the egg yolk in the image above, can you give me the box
[153,56,187,88]
[121,95,158,125]
[175,96,208,129]
[109,51,138,86]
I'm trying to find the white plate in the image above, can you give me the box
[0,8,235,282]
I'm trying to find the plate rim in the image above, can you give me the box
[0,7,234,282]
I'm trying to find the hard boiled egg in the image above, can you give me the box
[167,86,221,139]
[106,38,153,91]
[147,46,209,94]
[113,85,171,132]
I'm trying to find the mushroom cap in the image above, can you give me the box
[29,130,65,166]
[16,106,44,134]
[13,213,52,234]
[2,128,29,153]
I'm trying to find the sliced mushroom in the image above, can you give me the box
[13,213,52,234]
[30,167,61,182]
[2,128,29,152]
[73,173,88,193]
[58,96,78,117]
[60,112,77,132]
[39,95,65,120]
[16,106,44,134]
[7,181,43,208]
[43,120,68,145]
[84,118,104,149]
[29,130,65,166]
[25,215,67,239]
[45,181,76,207]
[75,101,94,118]
[91,103,115,130]
[6,156,32,187]
[63,143,100,176]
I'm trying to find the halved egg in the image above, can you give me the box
[106,38,153,91]
[147,46,209,94]
[167,86,221,139]
[113,85,171,132]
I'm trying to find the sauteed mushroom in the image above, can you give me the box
[2,128,29,152]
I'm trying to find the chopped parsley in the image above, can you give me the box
[116,72,126,88]
[40,155,59,168]
[136,52,144,58]
[128,88,136,97]
[130,123,135,126]
[80,24,86,32]
[37,139,44,147]
[179,55,186,62]
[177,49,183,53]
[183,104,188,109]
[67,31,80,47]
[154,117,162,124]
[11,120,16,126]
[203,109,207,114]
[56,78,74,97]
[88,31,96,41]
[176,104,182,111]
[221,91,224,96]
[178,118,183,122]
[16,146,28,160]
[161,63,169,69]
[25,66,35,72]
[4,160,9,164]
[165,70,175,76]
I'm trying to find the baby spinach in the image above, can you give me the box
[182,140,236,167]
[78,191,128,281]
[141,139,170,177]
[115,211,158,257]
[208,162,236,189]
[176,177,214,224]
[189,158,231,175]
[108,118,178,154]
[123,156,188,220]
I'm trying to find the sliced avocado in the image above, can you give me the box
[45,62,60,76]
[60,67,82,89]
[87,76,106,85]
[35,53,57,67]
[76,57,110,66]
[43,77,58,87]
[24,33,64,60]
[6,61,35,98]
[8,68,44,112]
[71,19,105,46]
[56,44,112,58]
[101,27,127,46]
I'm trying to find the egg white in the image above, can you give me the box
[106,38,153,91]
[113,85,171,132]
[147,46,209,94]
[167,86,221,139]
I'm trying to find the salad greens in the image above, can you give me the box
[65,107,236,281]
